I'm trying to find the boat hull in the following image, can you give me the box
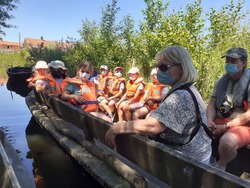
[6,66,32,97]
[0,129,35,188]
[25,91,250,188]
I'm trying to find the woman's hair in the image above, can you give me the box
[77,61,94,75]
[155,46,198,84]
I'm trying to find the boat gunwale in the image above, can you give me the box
[24,91,250,188]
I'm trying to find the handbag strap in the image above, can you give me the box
[155,83,212,145]
[185,86,213,141]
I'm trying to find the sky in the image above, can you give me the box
[2,0,250,43]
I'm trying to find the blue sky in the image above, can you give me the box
[2,0,250,42]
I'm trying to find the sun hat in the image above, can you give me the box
[128,67,139,74]
[100,65,108,70]
[150,68,157,75]
[114,67,123,71]
[221,48,248,59]
[48,60,67,70]
[35,61,48,69]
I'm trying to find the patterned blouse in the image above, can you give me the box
[150,88,211,162]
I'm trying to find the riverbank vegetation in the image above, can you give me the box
[1,0,250,101]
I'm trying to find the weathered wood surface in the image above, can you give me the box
[26,92,250,188]
[26,92,166,188]
[0,130,35,188]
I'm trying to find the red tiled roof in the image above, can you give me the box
[0,41,21,46]
[23,38,73,49]
[23,38,56,48]
[0,40,22,51]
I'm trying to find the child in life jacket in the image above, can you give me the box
[98,66,126,121]
[116,67,146,123]
[132,68,169,120]
[61,61,111,121]
[27,61,48,92]
[95,65,112,103]
[45,60,71,97]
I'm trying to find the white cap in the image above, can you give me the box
[128,67,139,74]
[150,68,157,75]
[100,65,108,70]
[49,60,67,70]
[35,61,48,69]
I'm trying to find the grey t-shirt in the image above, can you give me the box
[150,89,211,162]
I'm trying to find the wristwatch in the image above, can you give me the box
[225,123,230,130]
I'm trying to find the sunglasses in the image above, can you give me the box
[156,64,179,72]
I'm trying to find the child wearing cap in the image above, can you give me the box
[27,60,48,92]
[116,67,146,123]
[98,67,126,121]
[132,68,169,120]
[45,60,71,97]
[96,65,112,109]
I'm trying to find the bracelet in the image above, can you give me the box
[225,123,230,130]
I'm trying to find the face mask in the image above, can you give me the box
[157,71,175,85]
[101,71,107,75]
[225,63,239,74]
[114,72,122,77]
[129,76,136,81]
[51,69,63,78]
[80,72,90,80]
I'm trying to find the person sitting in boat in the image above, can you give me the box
[27,60,48,92]
[45,60,71,97]
[206,47,250,170]
[115,67,146,123]
[105,46,212,163]
[98,66,126,121]
[89,70,98,82]
[61,61,110,121]
[132,68,169,120]
[95,65,112,111]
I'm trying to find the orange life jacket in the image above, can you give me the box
[26,75,46,83]
[126,77,146,102]
[145,83,166,110]
[67,77,98,112]
[107,76,126,96]
[46,74,70,94]
[97,75,109,96]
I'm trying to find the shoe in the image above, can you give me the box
[209,156,216,166]
[214,163,226,171]
[108,114,114,122]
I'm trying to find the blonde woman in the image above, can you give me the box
[105,46,211,163]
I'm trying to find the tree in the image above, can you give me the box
[0,0,19,35]
[64,0,250,101]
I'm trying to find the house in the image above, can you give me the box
[0,38,22,52]
[23,37,74,51]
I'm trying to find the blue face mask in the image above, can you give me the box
[225,63,239,74]
[156,71,175,85]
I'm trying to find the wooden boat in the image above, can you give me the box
[6,66,32,84]
[0,129,36,188]
[25,91,250,188]
[6,66,32,97]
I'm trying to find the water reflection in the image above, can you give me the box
[7,78,32,97]
[26,117,96,188]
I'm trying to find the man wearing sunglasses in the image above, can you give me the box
[207,47,250,170]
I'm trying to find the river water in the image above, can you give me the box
[0,84,99,188]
